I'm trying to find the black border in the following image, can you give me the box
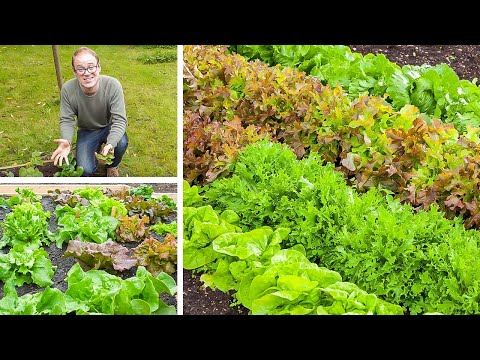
[1,11,476,45]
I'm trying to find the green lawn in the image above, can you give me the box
[0,45,177,177]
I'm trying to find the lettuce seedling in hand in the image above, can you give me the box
[95,144,115,165]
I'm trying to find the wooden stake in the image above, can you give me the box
[52,45,63,91]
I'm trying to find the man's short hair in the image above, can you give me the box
[72,47,100,67]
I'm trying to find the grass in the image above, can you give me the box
[0,45,177,177]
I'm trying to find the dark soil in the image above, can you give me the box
[182,44,480,315]
[130,183,177,194]
[0,184,178,313]
[1,161,107,177]
[0,159,142,177]
[349,45,480,82]
[183,270,249,315]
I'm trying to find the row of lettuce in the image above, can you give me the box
[0,185,177,315]
[183,45,480,230]
[183,45,480,314]
[184,140,480,315]
[229,45,480,133]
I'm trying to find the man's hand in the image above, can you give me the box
[51,139,71,167]
[101,143,114,156]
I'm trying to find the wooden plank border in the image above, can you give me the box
[0,184,177,201]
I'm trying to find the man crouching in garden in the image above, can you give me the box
[51,46,128,177]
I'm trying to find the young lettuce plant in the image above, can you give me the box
[95,144,115,165]
[18,151,44,177]
[130,184,154,199]
[54,153,84,177]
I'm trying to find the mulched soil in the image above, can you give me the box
[182,44,480,315]
[0,184,178,313]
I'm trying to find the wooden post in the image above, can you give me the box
[52,45,63,90]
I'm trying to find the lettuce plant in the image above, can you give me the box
[0,201,52,249]
[63,239,137,272]
[132,234,177,276]
[0,243,56,287]
[150,221,177,236]
[0,263,177,315]
[64,263,176,315]
[52,204,119,247]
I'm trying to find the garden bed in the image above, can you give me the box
[0,160,108,177]
[0,183,178,314]
[182,44,480,315]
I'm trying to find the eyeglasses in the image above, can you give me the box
[74,63,99,75]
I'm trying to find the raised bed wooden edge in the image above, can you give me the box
[0,184,177,201]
